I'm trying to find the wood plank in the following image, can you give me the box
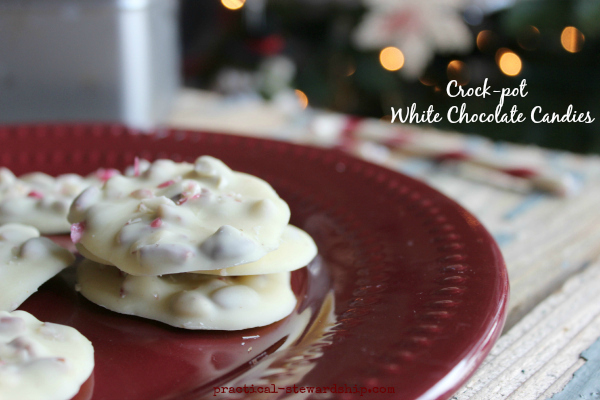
[452,261,600,400]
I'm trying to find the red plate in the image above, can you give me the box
[1,124,508,400]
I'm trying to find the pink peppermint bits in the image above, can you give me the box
[157,180,175,188]
[70,222,86,244]
[95,168,119,182]
[150,218,163,228]
[27,190,44,199]
[133,157,141,177]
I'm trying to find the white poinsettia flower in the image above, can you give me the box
[353,0,473,78]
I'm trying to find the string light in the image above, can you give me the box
[561,26,584,53]
[419,75,436,86]
[447,60,469,86]
[295,89,308,109]
[496,49,522,76]
[221,0,245,11]
[517,26,540,50]
[379,47,405,71]
[346,64,356,77]
[476,30,493,52]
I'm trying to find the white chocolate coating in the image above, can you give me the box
[77,260,297,330]
[68,156,291,276]
[197,224,317,276]
[0,167,116,234]
[76,224,317,277]
[0,224,75,312]
[0,310,94,400]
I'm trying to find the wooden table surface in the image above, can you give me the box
[170,89,600,400]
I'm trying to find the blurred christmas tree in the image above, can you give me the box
[180,0,600,154]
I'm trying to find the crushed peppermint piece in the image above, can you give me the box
[150,218,163,228]
[70,222,86,244]
[95,168,119,182]
[157,180,175,188]
[133,157,141,177]
[27,190,44,199]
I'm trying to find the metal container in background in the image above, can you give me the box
[0,0,180,129]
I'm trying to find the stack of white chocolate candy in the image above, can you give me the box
[69,156,317,330]
[0,155,315,399]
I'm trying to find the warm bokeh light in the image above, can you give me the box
[295,89,308,109]
[497,51,522,76]
[476,30,493,52]
[495,47,508,64]
[221,0,245,10]
[446,60,469,86]
[517,26,540,50]
[379,47,405,71]
[346,64,356,77]
[419,75,436,86]
[561,26,585,53]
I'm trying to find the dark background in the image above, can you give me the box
[178,0,600,154]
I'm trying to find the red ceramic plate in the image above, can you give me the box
[1,124,508,400]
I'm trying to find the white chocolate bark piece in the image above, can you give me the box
[197,224,317,276]
[0,167,118,234]
[0,224,75,312]
[77,260,297,330]
[0,310,94,400]
[69,156,291,276]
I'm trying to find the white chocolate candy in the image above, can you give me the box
[77,260,297,330]
[0,310,94,400]
[0,224,75,312]
[0,167,118,234]
[75,224,317,277]
[69,156,291,276]
[197,224,317,276]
